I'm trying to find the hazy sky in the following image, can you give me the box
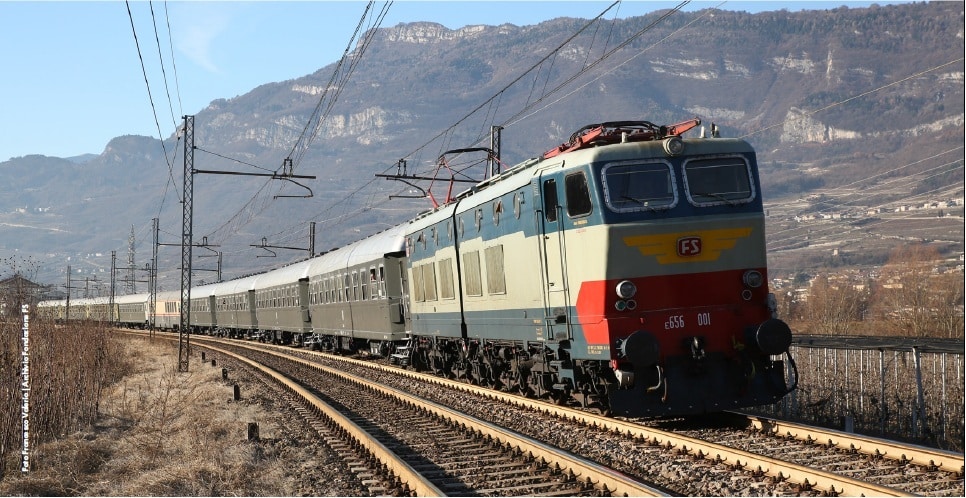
[0,0,906,162]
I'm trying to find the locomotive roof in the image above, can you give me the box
[410,136,754,225]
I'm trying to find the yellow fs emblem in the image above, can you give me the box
[624,227,753,264]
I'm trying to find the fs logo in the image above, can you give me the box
[677,236,702,257]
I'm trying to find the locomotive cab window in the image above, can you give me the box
[602,161,676,212]
[565,172,593,217]
[683,156,754,206]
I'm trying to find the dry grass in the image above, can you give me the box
[1,336,335,496]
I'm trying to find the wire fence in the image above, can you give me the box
[754,340,964,452]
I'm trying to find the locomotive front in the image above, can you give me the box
[548,124,795,416]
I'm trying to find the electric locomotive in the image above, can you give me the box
[404,119,795,416]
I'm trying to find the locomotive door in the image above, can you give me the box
[537,173,572,341]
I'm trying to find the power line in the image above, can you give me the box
[196,1,394,249]
[124,0,180,203]
[149,0,179,131]
[162,1,184,117]
[215,0,693,253]
[740,58,965,141]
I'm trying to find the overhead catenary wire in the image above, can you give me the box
[285,1,393,172]
[147,3,962,283]
[124,0,180,203]
[765,160,964,253]
[195,1,393,249]
[766,179,965,254]
[116,0,191,288]
[170,0,634,258]
[256,0,643,244]
[161,1,184,118]
[149,0,180,132]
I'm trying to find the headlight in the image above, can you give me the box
[616,280,637,299]
[743,270,764,288]
[663,136,684,156]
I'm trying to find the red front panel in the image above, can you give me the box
[575,269,771,360]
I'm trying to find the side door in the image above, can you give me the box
[297,278,311,333]
[536,171,572,341]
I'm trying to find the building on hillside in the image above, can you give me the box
[0,275,63,316]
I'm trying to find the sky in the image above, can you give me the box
[0,0,910,163]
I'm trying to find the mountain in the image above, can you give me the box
[1,2,962,287]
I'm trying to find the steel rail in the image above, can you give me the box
[329,352,915,497]
[736,412,965,473]
[238,341,668,497]
[125,331,444,497]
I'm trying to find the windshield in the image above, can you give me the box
[684,157,754,206]
[603,161,676,212]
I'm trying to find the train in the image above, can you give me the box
[38,118,797,417]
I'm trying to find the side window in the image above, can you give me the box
[412,265,426,303]
[463,251,483,297]
[369,268,378,300]
[543,178,558,222]
[565,171,593,217]
[378,265,386,298]
[422,263,438,302]
[439,258,455,300]
[484,245,506,295]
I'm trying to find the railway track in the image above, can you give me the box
[130,331,964,496]
[276,340,964,496]
[139,332,665,496]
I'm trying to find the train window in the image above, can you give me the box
[475,209,483,232]
[602,161,676,212]
[425,264,438,301]
[463,251,483,297]
[542,179,558,222]
[484,245,507,295]
[352,272,360,301]
[683,156,754,206]
[431,227,438,246]
[493,200,503,226]
[439,258,455,300]
[368,268,377,300]
[513,192,523,219]
[565,172,593,217]
[378,265,386,298]
[412,265,425,302]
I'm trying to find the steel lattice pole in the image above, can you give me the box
[179,115,194,372]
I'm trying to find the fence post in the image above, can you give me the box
[940,353,947,444]
[879,349,886,434]
[913,346,925,439]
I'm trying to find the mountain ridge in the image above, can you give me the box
[1,2,962,285]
